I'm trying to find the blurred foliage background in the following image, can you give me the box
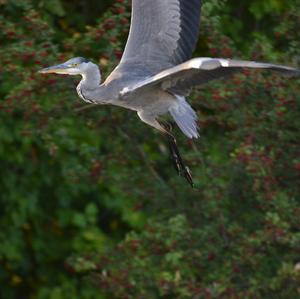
[0,0,300,298]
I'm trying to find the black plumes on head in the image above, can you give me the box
[67,57,90,64]
[77,57,90,63]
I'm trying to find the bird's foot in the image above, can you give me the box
[168,135,194,188]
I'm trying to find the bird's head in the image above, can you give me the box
[39,57,91,76]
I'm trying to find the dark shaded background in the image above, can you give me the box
[0,0,299,298]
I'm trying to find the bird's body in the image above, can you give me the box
[74,59,199,138]
[39,0,300,186]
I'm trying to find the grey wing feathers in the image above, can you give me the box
[227,60,300,74]
[172,0,202,65]
[169,95,199,138]
[119,0,202,75]
[121,58,300,97]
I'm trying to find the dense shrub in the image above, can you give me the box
[0,0,299,298]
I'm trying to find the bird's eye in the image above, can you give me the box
[68,63,78,68]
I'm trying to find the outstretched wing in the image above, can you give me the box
[120,58,300,96]
[120,0,202,74]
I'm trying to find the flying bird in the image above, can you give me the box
[39,0,300,187]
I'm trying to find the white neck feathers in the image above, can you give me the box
[80,62,101,90]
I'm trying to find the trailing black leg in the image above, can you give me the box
[156,119,194,188]
[169,136,181,174]
[167,133,194,188]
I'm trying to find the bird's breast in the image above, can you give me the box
[76,83,95,104]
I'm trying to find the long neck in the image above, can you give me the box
[78,62,114,104]
[80,63,101,90]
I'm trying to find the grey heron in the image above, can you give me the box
[39,0,300,187]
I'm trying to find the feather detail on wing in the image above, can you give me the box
[169,95,199,139]
[120,58,300,97]
[119,0,202,75]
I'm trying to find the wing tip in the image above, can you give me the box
[271,66,300,77]
[291,69,300,77]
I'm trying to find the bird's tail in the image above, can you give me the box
[169,96,199,139]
